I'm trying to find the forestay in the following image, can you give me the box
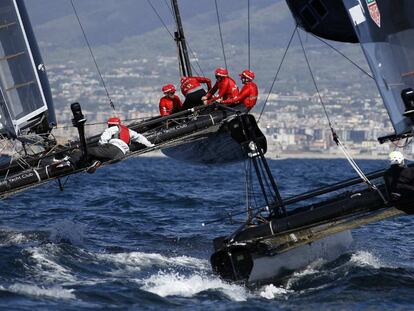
[0,0,55,138]
[343,0,414,136]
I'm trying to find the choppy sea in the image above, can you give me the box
[0,156,413,310]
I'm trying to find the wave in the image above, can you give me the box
[25,244,76,283]
[4,284,75,300]
[258,284,292,299]
[96,251,209,275]
[349,250,389,269]
[0,230,29,246]
[140,271,249,301]
[48,220,86,246]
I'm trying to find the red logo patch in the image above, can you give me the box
[366,0,381,27]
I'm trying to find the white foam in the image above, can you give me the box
[97,251,209,273]
[7,284,75,299]
[0,232,28,246]
[141,271,248,301]
[285,258,325,289]
[258,284,291,299]
[27,244,75,283]
[350,250,384,269]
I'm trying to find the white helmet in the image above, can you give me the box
[389,151,405,166]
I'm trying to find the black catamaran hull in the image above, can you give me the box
[0,107,266,198]
[211,184,413,285]
[160,112,267,165]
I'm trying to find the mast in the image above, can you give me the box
[171,0,192,77]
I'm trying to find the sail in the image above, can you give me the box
[0,0,55,138]
[285,0,358,43]
[340,0,414,135]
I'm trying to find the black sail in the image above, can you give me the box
[286,0,414,136]
[0,0,55,138]
[285,0,357,43]
[341,0,414,135]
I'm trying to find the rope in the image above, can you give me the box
[147,0,205,76]
[297,29,333,128]
[247,0,251,69]
[298,29,387,203]
[258,25,297,122]
[163,0,174,16]
[309,32,374,80]
[336,137,387,203]
[55,116,148,130]
[244,160,252,221]
[214,0,228,69]
[69,0,115,111]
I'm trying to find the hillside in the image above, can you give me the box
[24,0,378,113]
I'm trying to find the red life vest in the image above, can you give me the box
[116,125,130,145]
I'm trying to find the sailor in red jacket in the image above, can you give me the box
[220,69,258,111]
[180,76,212,110]
[159,84,183,116]
[202,67,239,104]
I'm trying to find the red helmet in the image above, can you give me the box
[107,117,121,125]
[215,67,228,77]
[239,69,255,80]
[162,84,176,94]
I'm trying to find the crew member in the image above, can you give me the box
[202,67,238,104]
[384,151,414,201]
[86,117,154,172]
[219,69,258,111]
[180,76,212,110]
[159,84,182,116]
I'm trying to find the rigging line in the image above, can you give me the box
[247,0,251,69]
[244,160,252,220]
[203,202,269,226]
[258,24,298,122]
[55,116,148,130]
[214,0,228,69]
[146,0,204,76]
[163,0,174,17]
[257,156,274,200]
[336,138,387,203]
[309,32,374,80]
[147,0,174,38]
[69,0,115,111]
[298,30,386,203]
[297,29,333,128]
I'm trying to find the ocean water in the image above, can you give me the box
[0,156,413,310]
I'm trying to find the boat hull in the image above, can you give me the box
[159,112,267,165]
[247,230,353,284]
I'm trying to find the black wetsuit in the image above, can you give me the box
[68,144,124,168]
[183,89,207,110]
[384,164,414,199]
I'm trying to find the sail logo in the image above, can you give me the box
[366,0,381,27]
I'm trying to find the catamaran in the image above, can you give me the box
[0,0,413,287]
[210,0,414,285]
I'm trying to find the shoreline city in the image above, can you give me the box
[46,60,411,161]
